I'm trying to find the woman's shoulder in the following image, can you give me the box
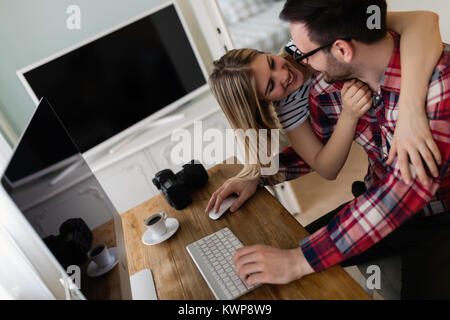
[274,78,312,131]
[275,78,312,109]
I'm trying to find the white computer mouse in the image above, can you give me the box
[208,195,238,220]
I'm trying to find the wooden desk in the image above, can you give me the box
[121,162,370,300]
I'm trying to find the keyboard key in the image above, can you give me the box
[237,284,246,291]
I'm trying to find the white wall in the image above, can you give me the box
[388,0,450,43]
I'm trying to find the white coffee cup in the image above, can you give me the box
[87,243,113,268]
[144,212,168,239]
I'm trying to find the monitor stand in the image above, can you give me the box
[108,113,185,155]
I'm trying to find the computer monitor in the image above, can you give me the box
[17,2,209,155]
[1,98,131,299]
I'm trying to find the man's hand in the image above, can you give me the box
[205,176,259,214]
[232,245,314,286]
[386,103,441,185]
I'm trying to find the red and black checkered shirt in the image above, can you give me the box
[261,32,450,272]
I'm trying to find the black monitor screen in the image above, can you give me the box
[22,4,206,153]
[3,99,79,185]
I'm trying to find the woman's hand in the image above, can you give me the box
[341,79,372,121]
[205,176,259,214]
[386,100,441,185]
[385,11,442,185]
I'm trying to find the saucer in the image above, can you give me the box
[87,247,119,277]
[142,218,179,245]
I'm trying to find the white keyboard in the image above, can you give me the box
[186,228,261,300]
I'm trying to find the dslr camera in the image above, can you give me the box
[152,160,209,210]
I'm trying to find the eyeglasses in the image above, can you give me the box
[293,38,351,66]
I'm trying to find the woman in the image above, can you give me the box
[206,11,443,214]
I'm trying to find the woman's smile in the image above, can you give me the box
[286,66,298,89]
[250,54,305,102]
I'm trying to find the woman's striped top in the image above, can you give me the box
[274,78,312,131]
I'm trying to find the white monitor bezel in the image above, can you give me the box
[16,0,210,158]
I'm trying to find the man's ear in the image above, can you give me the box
[331,40,354,63]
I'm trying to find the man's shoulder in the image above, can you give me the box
[309,73,344,98]
[431,44,449,80]
[427,44,450,109]
[438,43,449,70]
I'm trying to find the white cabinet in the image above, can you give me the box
[24,178,116,238]
[145,110,230,173]
[86,92,232,214]
[9,157,118,238]
[86,92,300,216]
[95,152,158,214]
[94,109,231,214]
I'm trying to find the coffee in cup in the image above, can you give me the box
[146,216,161,226]
[87,243,113,268]
[144,211,168,238]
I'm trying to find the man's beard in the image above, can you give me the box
[322,53,354,84]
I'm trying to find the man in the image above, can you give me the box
[211,0,450,299]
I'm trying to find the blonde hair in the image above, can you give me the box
[209,48,303,180]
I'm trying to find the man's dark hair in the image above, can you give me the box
[280,0,387,47]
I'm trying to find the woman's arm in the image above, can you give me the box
[287,120,353,180]
[287,80,371,180]
[386,11,443,185]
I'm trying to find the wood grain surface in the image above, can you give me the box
[120,162,371,300]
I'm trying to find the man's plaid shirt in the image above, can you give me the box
[261,33,450,272]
